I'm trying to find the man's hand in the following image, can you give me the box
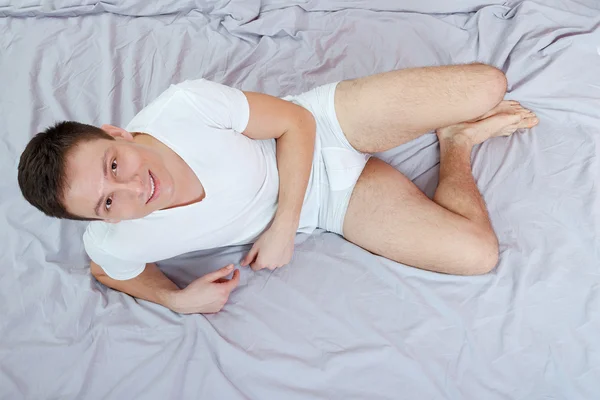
[240,92,313,272]
[241,224,295,271]
[167,265,240,314]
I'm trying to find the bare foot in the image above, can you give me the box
[437,101,539,145]
[475,100,535,122]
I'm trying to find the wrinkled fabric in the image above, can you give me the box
[1,0,600,399]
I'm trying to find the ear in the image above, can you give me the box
[101,124,134,141]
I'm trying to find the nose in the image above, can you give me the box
[114,175,145,199]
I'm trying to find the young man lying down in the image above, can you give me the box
[18,64,538,314]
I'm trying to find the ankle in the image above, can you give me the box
[437,131,474,149]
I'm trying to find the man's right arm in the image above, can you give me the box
[90,261,240,314]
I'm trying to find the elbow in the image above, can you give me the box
[278,107,316,143]
[290,106,316,136]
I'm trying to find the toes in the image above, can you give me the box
[500,100,521,112]
[476,101,536,128]
[515,109,535,121]
[501,112,523,125]
[474,112,521,135]
[521,116,539,129]
[517,109,533,118]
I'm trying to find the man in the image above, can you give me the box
[18,64,538,314]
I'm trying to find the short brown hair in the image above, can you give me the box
[17,121,114,220]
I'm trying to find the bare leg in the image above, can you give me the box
[342,111,538,275]
[434,102,538,228]
[335,63,509,153]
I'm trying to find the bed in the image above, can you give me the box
[1,0,600,398]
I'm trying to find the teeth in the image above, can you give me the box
[149,174,155,201]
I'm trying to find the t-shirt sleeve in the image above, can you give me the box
[174,79,250,133]
[83,224,146,281]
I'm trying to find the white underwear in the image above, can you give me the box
[285,82,370,235]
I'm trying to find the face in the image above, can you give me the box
[63,125,176,222]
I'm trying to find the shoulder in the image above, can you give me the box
[83,220,134,258]
[173,78,230,92]
[127,78,249,134]
[83,220,145,264]
[173,78,248,107]
[83,222,147,280]
[125,84,184,132]
[83,221,112,247]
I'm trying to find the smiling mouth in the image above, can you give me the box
[146,171,158,204]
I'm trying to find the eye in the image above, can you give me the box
[105,197,113,211]
[111,159,117,174]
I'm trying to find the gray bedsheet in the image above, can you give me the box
[2,0,600,398]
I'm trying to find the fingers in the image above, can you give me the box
[203,264,234,282]
[211,270,240,313]
[241,246,259,267]
[250,263,261,271]
[250,261,265,271]
[218,269,240,293]
[250,261,278,271]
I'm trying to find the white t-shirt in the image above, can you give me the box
[83,79,320,280]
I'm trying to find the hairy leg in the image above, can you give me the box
[342,112,538,275]
[434,102,538,227]
[335,63,509,153]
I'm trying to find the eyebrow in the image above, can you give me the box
[93,148,110,217]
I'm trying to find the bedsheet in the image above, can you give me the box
[1,0,600,398]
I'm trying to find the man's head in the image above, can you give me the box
[18,121,176,222]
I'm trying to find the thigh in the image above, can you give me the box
[334,64,507,153]
[342,158,493,275]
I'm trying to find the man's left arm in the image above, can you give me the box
[239,91,316,270]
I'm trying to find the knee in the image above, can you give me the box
[487,66,508,104]
[470,63,507,109]
[460,230,499,276]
